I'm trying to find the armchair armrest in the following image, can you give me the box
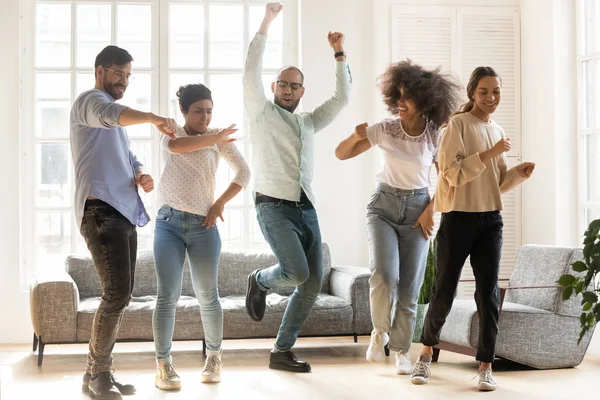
[30,271,79,343]
[330,265,372,335]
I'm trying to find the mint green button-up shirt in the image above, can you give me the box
[243,33,352,204]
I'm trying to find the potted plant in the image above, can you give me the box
[412,237,437,342]
[558,218,600,343]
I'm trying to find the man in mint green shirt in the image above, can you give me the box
[244,2,351,372]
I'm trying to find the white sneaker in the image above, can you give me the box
[477,369,497,391]
[366,329,389,362]
[201,352,222,383]
[410,355,432,385]
[155,360,181,391]
[395,351,412,375]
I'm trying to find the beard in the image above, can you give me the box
[103,80,127,100]
[274,96,300,113]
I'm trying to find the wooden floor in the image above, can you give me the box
[1,334,599,399]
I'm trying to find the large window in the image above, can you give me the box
[579,0,600,231]
[21,0,296,286]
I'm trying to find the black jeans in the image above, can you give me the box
[80,200,137,374]
[420,211,503,363]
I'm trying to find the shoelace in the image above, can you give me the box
[471,370,495,384]
[163,363,178,378]
[411,361,430,378]
[204,356,221,372]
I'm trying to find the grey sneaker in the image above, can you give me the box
[155,362,181,391]
[201,354,222,383]
[477,369,497,391]
[410,355,432,384]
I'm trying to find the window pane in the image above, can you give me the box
[117,5,152,67]
[36,74,71,138]
[36,4,71,67]
[169,74,205,124]
[586,134,600,203]
[120,73,152,137]
[219,209,243,246]
[129,141,153,208]
[36,211,72,272]
[169,5,204,68]
[251,209,264,243]
[209,74,244,136]
[249,6,283,69]
[209,5,243,68]
[585,208,600,227]
[262,73,275,106]
[77,4,111,67]
[36,143,71,207]
[583,59,598,129]
[76,73,95,97]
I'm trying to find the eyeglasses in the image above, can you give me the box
[103,67,134,82]
[276,80,303,90]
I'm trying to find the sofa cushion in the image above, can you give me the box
[76,291,351,342]
[67,244,333,299]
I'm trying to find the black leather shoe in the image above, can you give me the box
[246,269,267,322]
[83,372,136,396]
[87,371,123,399]
[269,351,311,372]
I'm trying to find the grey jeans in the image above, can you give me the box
[366,182,430,353]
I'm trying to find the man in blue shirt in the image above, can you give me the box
[71,45,176,399]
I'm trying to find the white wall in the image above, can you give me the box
[0,0,31,343]
[521,0,579,246]
[300,0,375,268]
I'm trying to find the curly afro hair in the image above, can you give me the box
[378,60,462,131]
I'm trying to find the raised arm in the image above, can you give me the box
[335,123,372,160]
[311,32,352,133]
[243,3,282,118]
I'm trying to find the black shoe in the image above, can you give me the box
[269,351,311,372]
[83,372,136,396]
[246,269,267,322]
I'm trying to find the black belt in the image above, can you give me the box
[254,191,312,207]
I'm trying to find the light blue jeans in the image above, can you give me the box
[152,205,222,361]
[366,182,430,353]
[255,192,323,352]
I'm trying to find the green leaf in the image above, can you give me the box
[562,286,573,300]
[587,312,595,325]
[583,302,593,311]
[578,326,590,345]
[582,291,599,303]
[575,281,585,294]
[580,313,587,325]
[572,261,588,273]
[558,275,576,287]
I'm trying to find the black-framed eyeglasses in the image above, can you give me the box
[103,67,134,82]
[276,80,303,90]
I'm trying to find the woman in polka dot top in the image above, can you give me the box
[152,83,250,389]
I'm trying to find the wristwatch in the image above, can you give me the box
[334,51,346,58]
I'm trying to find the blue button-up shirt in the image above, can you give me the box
[243,34,352,204]
[70,89,149,229]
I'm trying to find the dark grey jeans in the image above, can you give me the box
[80,199,137,375]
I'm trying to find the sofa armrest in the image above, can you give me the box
[330,265,372,335]
[30,272,79,343]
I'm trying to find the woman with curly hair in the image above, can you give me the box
[335,60,461,375]
[410,67,535,391]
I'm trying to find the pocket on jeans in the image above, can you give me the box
[367,190,381,208]
[156,205,171,221]
[257,200,283,213]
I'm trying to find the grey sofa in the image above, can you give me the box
[434,245,597,369]
[30,243,373,366]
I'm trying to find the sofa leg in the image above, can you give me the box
[37,337,45,366]
[33,332,38,352]
[353,334,358,343]
[432,347,440,363]
[202,340,206,357]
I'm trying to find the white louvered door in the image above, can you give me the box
[389,5,522,299]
